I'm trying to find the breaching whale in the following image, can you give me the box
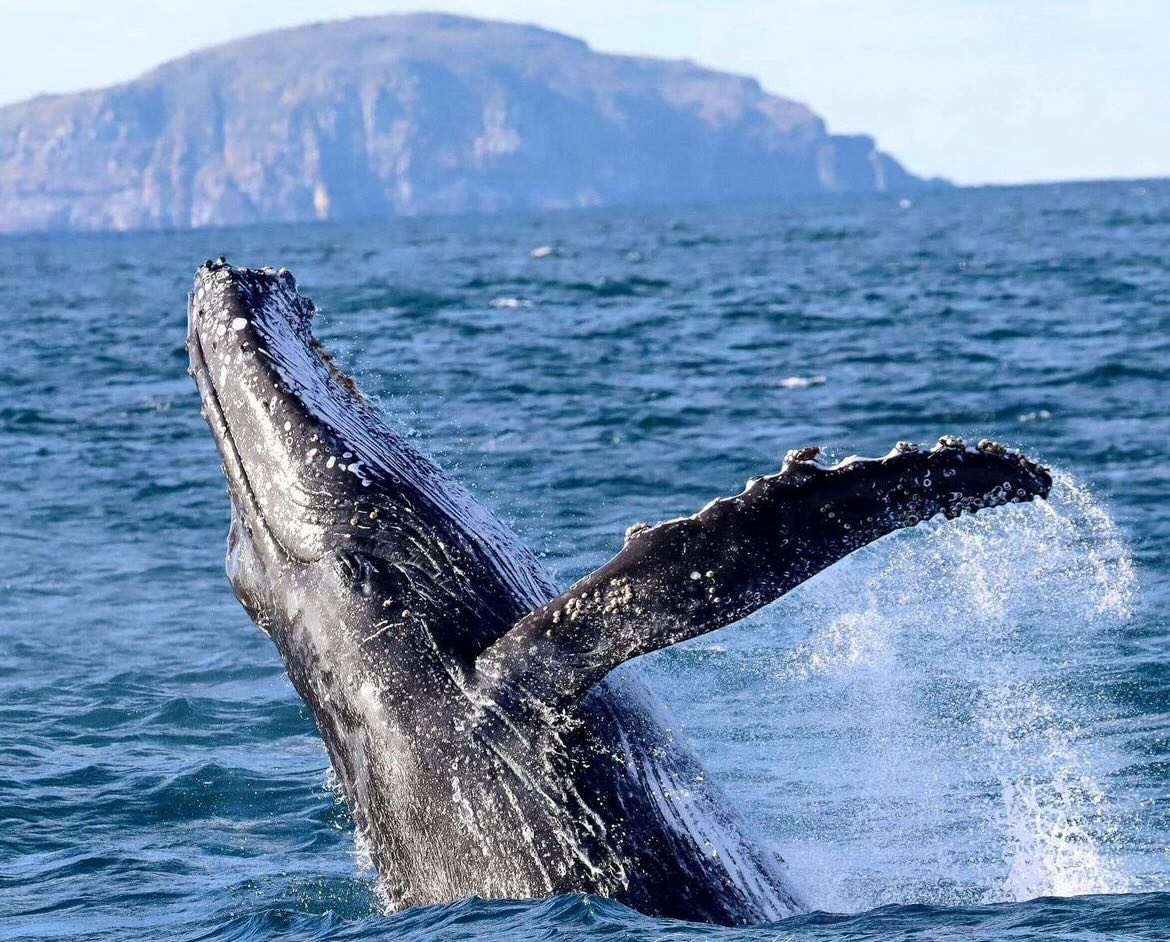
[187,260,1052,925]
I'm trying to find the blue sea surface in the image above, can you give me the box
[1,181,1168,940]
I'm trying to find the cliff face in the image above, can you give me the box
[0,13,937,233]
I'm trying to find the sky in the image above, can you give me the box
[0,0,1166,185]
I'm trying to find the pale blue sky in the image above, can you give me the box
[1,0,1166,185]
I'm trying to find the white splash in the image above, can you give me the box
[778,375,827,389]
[979,682,1128,901]
[740,472,1137,911]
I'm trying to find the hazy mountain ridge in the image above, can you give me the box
[0,13,940,233]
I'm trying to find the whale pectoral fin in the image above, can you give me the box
[477,440,1051,706]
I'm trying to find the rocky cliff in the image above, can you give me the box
[0,13,939,233]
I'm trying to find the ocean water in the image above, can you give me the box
[1,180,1168,941]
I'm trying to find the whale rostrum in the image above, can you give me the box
[187,260,1052,925]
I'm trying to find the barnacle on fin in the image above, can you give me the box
[784,446,821,465]
[624,521,652,543]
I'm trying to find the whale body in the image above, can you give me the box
[186,260,1051,925]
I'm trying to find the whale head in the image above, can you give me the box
[186,260,550,675]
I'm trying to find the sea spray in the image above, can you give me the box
[978,680,1128,901]
[657,472,1137,913]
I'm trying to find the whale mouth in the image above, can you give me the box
[187,317,285,559]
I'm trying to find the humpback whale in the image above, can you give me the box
[186,260,1052,925]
